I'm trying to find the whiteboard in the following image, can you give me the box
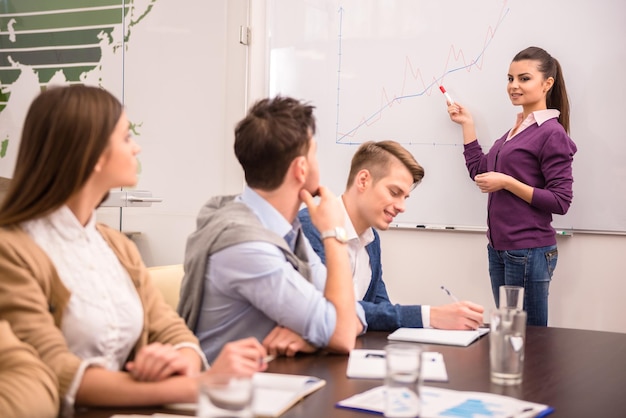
[267,0,626,232]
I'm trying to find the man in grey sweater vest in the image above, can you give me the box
[179,96,366,362]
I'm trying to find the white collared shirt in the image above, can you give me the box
[339,199,375,299]
[21,205,143,407]
[340,198,431,327]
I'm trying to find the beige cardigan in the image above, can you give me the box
[0,320,59,418]
[0,223,200,397]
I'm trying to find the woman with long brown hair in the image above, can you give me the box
[0,85,267,413]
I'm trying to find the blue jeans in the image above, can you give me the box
[487,244,558,326]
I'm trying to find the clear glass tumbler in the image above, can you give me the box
[384,343,422,417]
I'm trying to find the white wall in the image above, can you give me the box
[378,229,626,333]
[97,0,249,266]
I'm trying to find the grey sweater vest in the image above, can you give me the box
[177,195,312,331]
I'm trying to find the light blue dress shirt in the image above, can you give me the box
[196,186,365,362]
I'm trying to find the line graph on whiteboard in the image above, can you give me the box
[333,0,513,147]
[269,0,626,230]
[267,0,519,227]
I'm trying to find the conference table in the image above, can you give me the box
[75,326,626,418]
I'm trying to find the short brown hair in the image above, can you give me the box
[234,96,316,191]
[0,85,122,226]
[346,141,424,190]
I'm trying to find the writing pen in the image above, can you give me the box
[439,85,455,105]
[440,285,459,303]
[262,355,276,364]
[365,353,386,358]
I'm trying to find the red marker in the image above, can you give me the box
[439,85,455,105]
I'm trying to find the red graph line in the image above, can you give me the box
[337,0,510,141]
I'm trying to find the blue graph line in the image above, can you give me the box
[335,6,344,142]
[335,3,510,144]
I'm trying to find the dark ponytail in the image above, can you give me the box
[513,47,570,133]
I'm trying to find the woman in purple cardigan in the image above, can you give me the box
[446,46,577,326]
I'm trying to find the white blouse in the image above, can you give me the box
[22,205,143,407]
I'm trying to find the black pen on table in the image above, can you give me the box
[440,285,460,303]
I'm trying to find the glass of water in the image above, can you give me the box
[490,308,527,385]
[197,374,253,418]
[384,343,422,417]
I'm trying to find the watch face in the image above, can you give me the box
[336,227,348,242]
[322,227,348,243]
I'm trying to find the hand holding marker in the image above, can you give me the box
[439,85,454,105]
[440,85,459,115]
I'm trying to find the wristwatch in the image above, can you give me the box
[320,226,348,243]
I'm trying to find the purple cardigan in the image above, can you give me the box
[464,118,577,250]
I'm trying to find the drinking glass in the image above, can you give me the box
[197,374,253,418]
[384,343,422,417]
[490,308,527,385]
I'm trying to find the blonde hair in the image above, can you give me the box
[346,140,424,190]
